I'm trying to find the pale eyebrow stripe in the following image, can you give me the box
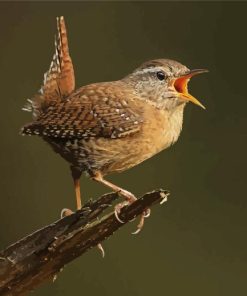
[133,67,164,76]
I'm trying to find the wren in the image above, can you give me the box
[21,16,207,233]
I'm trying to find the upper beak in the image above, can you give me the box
[173,69,208,109]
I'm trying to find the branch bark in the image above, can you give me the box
[0,189,169,296]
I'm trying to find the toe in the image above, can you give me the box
[132,208,151,235]
[114,209,125,223]
[97,243,105,258]
[144,208,151,218]
[118,189,137,203]
[60,208,74,218]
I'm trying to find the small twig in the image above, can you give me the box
[0,189,169,296]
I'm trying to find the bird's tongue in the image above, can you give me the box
[174,69,208,109]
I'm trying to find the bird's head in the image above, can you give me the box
[124,59,208,110]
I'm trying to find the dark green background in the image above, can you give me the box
[0,1,246,295]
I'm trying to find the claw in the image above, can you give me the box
[114,210,125,223]
[132,213,145,235]
[60,208,74,218]
[97,243,105,258]
[114,200,129,223]
[132,228,141,235]
[143,208,151,218]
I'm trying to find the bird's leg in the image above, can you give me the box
[92,171,150,233]
[71,167,83,210]
[74,178,82,210]
[61,174,82,214]
[61,167,104,257]
[92,171,136,204]
[60,167,82,216]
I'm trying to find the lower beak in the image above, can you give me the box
[173,69,208,109]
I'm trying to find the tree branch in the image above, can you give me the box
[0,189,169,296]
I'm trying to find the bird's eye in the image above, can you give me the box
[156,71,166,81]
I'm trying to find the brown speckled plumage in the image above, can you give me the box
[21,17,207,231]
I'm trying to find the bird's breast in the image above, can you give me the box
[140,103,185,155]
[97,103,185,175]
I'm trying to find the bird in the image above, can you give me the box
[21,16,207,233]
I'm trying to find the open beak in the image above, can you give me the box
[172,69,208,109]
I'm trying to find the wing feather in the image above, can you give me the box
[21,84,143,140]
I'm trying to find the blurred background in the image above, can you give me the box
[0,2,246,295]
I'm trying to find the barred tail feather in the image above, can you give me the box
[22,16,75,119]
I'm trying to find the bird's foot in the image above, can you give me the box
[60,208,105,257]
[114,190,150,234]
[114,189,137,223]
[114,200,130,223]
[60,208,74,218]
[132,208,151,235]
